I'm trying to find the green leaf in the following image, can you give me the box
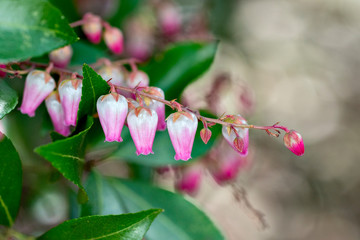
[109,111,221,167]
[78,64,110,119]
[38,209,162,240]
[34,117,93,192]
[80,172,224,240]
[0,80,18,119]
[70,41,110,66]
[142,42,218,100]
[0,0,78,63]
[0,134,22,226]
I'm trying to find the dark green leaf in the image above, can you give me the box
[0,0,78,62]
[0,80,18,119]
[0,134,22,226]
[142,42,218,100]
[78,64,110,119]
[70,41,110,66]
[34,117,93,192]
[38,209,162,240]
[109,112,221,167]
[80,172,224,240]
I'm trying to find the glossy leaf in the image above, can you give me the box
[80,172,224,240]
[110,112,221,166]
[38,209,162,240]
[34,117,93,193]
[0,80,18,119]
[0,0,78,62]
[142,42,218,100]
[78,64,110,119]
[0,134,22,226]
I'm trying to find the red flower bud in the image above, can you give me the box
[0,64,6,78]
[104,25,124,55]
[82,13,102,44]
[200,128,212,144]
[283,130,304,156]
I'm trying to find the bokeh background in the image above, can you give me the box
[183,0,360,239]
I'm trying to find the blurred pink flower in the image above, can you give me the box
[49,45,73,68]
[82,13,102,44]
[104,25,124,55]
[222,115,249,156]
[45,91,71,136]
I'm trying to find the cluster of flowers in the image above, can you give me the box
[17,64,304,163]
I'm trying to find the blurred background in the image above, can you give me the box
[3,0,360,239]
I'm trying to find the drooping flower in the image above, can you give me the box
[175,164,202,196]
[283,130,304,156]
[104,24,124,55]
[98,65,125,86]
[167,111,198,161]
[127,107,158,155]
[45,91,70,136]
[82,13,102,44]
[97,92,128,142]
[209,146,248,185]
[58,79,82,126]
[221,115,249,156]
[49,45,73,68]
[139,87,166,131]
[127,70,149,88]
[20,70,56,117]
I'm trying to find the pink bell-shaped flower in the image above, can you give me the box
[127,107,158,155]
[49,45,73,68]
[127,70,149,88]
[167,111,198,161]
[58,79,82,127]
[20,70,56,117]
[175,164,202,196]
[283,130,304,156]
[209,145,248,185]
[98,65,125,86]
[222,115,249,156]
[97,92,128,142]
[45,91,71,136]
[104,24,124,55]
[139,87,166,131]
[82,13,102,44]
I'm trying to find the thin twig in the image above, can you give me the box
[231,183,269,230]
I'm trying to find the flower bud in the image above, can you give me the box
[175,165,202,196]
[104,25,124,55]
[58,79,82,126]
[222,115,249,156]
[82,13,102,44]
[200,128,212,144]
[0,64,6,78]
[158,2,182,37]
[127,70,149,88]
[140,87,166,131]
[167,111,198,161]
[283,130,304,156]
[127,107,158,155]
[97,93,128,142]
[49,45,73,68]
[98,65,125,86]
[45,92,70,136]
[20,70,56,117]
